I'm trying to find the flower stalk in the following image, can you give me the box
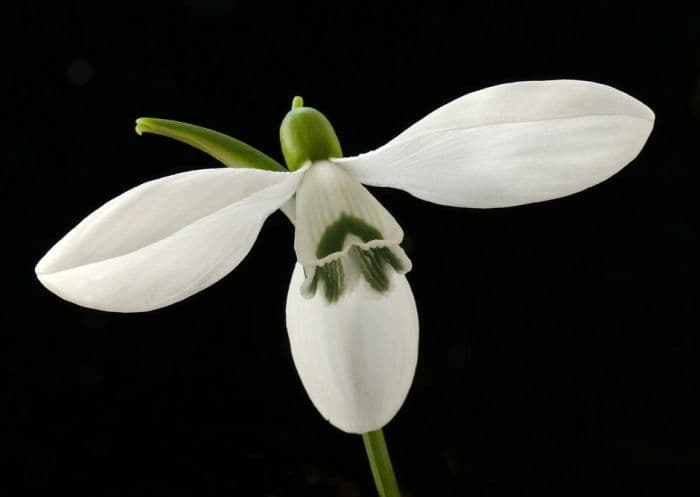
[362,429,401,497]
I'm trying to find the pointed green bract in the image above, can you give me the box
[135,118,286,172]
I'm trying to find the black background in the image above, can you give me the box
[4,2,700,496]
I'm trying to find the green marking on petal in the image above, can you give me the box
[135,117,286,172]
[378,246,406,272]
[316,214,384,258]
[354,247,389,292]
[353,246,406,294]
[305,214,408,302]
[306,268,319,296]
[313,259,345,303]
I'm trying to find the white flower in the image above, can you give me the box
[35,80,654,434]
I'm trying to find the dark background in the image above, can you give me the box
[3,2,700,495]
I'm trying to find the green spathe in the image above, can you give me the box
[280,97,343,171]
[135,118,286,172]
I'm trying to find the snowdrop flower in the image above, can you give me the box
[35,80,653,434]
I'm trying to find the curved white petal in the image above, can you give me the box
[335,80,654,208]
[285,263,419,434]
[36,167,306,312]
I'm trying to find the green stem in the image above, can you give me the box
[362,429,401,497]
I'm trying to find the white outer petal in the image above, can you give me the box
[285,263,419,434]
[36,167,307,312]
[334,80,655,208]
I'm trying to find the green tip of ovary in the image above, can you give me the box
[292,96,304,109]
